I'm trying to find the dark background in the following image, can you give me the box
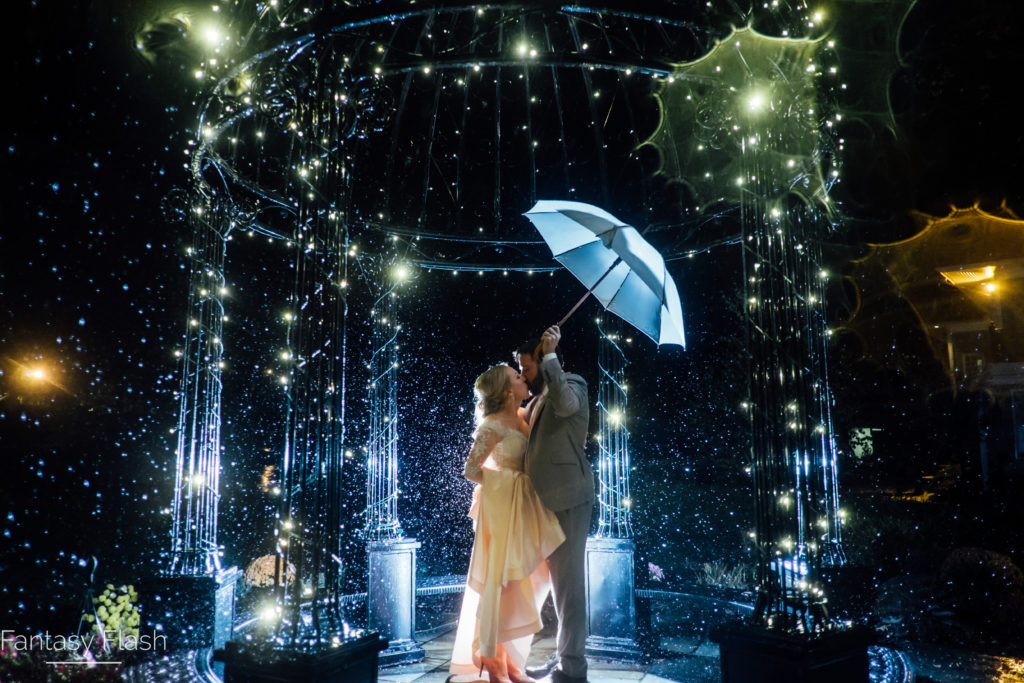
[3,0,1024,640]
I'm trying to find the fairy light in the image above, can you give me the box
[633,11,846,631]
[201,10,228,40]
[595,318,633,539]
[165,0,849,646]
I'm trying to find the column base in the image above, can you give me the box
[378,637,427,667]
[585,634,644,662]
[585,537,642,662]
[369,537,425,665]
[214,566,242,650]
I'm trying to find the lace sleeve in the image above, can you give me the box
[464,421,502,484]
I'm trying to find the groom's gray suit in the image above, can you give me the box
[525,355,593,681]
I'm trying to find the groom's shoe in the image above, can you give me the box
[548,670,589,683]
[525,653,558,679]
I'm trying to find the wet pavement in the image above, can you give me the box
[376,627,721,683]
[118,627,1024,682]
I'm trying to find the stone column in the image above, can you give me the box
[365,257,423,665]
[586,318,641,660]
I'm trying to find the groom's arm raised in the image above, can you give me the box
[541,357,586,417]
[540,325,586,417]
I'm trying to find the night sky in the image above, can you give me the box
[4,0,1024,637]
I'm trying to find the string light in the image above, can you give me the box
[166,0,846,644]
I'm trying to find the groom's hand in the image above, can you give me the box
[541,325,561,355]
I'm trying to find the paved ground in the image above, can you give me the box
[119,633,1024,682]
[377,627,721,683]
[118,624,722,682]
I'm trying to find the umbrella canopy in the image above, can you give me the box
[524,200,685,347]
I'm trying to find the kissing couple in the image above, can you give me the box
[448,325,594,683]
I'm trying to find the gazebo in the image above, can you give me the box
[155,1,863,680]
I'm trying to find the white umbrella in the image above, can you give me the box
[524,200,685,347]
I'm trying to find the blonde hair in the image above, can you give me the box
[474,364,511,423]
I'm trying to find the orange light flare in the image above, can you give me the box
[3,356,76,400]
[26,366,48,381]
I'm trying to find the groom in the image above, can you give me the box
[517,325,594,683]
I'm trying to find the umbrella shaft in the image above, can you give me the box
[559,255,623,327]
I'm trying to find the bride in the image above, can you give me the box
[448,364,566,683]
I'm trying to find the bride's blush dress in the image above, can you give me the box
[448,417,566,678]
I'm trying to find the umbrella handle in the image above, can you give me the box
[533,297,585,360]
[537,270,604,360]
[556,292,589,328]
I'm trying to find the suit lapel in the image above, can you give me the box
[530,394,547,427]
[526,395,545,447]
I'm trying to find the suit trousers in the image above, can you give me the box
[549,500,592,679]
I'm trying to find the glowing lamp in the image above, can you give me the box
[939,264,995,286]
[746,93,766,112]
[201,26,223,46]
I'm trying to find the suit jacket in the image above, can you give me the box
[525,357,594,512]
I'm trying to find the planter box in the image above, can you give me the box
[139,567,239,651]
[711,622,873,683]
[215,632,388,683]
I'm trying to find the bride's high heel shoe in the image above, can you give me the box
[479,655,512,683]
[505,657,536,683]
